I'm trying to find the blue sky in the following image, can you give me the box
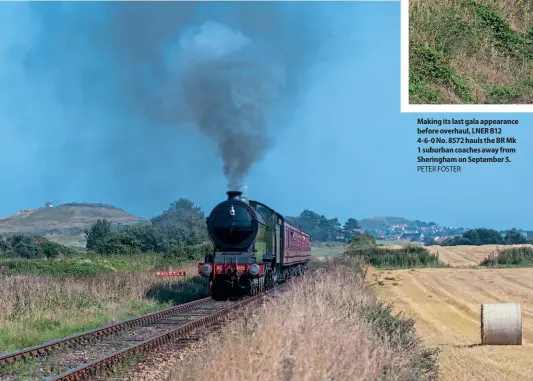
[0,2,531,231]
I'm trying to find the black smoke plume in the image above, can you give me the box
[173,21,284,190]
[4,2,345,212]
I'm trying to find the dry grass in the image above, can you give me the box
[409,0,533,104]
[168,259,438,381]
[0,263,205,353]
[479,0,533,33]
[371,267,533,381]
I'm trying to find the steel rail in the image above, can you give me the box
[0,297,212,365]
[45,292,265,381]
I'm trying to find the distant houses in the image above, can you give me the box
[361,219,531,245]
[400,232,421,241]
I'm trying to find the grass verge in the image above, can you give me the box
[0,262,207,353]
[168,258,438,381]
[311,246,344,257]
[480,246,533,266]
[0,251,198,277]
[409,0,533,104]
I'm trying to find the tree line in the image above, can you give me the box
[1,197,529,260]
[287,210,360,243]
[84,202,361,255]
[84,198,211,260]
[435,228,530,246]
[0,234,76,259]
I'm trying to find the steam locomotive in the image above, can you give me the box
[198,191,311,300]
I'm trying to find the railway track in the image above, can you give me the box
[0,288,275,381]
[45,294,265,381]
[0,259,330,380]
[0,297,212,367]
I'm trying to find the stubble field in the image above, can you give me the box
[427,244,532,266]
[369,244,533,381]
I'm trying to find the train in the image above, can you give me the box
[197,191,311,300]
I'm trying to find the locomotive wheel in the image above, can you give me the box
[250,279,259,296]
[266,269,275,290]
[259,276,265,293]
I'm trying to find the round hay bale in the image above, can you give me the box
[481,303,522,345]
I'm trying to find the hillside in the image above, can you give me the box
[409,0,533,104]
[0,203,147,237]
[359,216,417,231]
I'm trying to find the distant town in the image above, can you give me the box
[366,221,465,243]
[363,221,533,244]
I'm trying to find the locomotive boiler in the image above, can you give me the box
[198,191,311,300]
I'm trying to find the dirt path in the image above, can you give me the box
[369,267,533,381]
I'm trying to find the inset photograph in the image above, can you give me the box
[409,0,533,105]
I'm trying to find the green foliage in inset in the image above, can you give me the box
[472,1,533,60]
[410,0,533,104]
[410,47,475,104]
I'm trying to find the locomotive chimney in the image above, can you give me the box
[226,191,242,201]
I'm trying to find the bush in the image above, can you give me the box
[0,234,9,252]
[346,244,444,268]
[8,234,43,259]
[85,202,209,256]
[481,246,533,266]
[94,233,137,255]
[0,258,112,277]
[350,234,377,248]
[85,219,112,251]
[0,234,76,260]
[41,240,76,259]
[162,243,213,264]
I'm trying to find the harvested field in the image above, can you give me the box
[426,244,533,266]
[369,267,533,381]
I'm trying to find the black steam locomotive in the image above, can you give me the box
[198,191,311,300]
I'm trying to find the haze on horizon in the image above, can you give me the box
[0,2,531,231]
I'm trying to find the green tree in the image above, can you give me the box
[8,234,43,259]
[41,240,74,259]
[319,217,342,241]
[154,199,205,228]
[462,228,503,245]
[94,233,133,255]
[85,219,112,251]
[423,236,436,246]
[122,225,169,253]
[290,210,343,242]
[343,218,361,242]
[0,234,9,252]
[504,229,527,245]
